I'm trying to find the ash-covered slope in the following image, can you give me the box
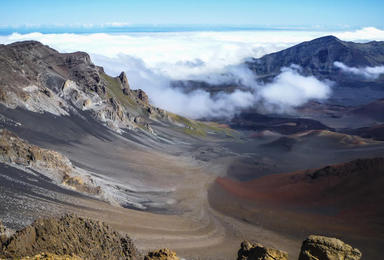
[246,36,384,81]
[210,157,384,259]
[0,40,236,226]
[211,156,384,233]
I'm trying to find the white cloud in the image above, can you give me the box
[334,61,384,80]
[103,22,132,27]
[92,54,257,118]
[334,27,384,42]
[260,66,332,113]
[1,28,380,118]
[92,54,332,118]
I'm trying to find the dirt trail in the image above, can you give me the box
[57,146,300,260]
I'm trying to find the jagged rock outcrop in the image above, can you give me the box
[132,89,149,105]
[0,41,164,133]
[0,214,138,260]
[144,248,180,260]
[298,235,362,260]
[119,71,130,90]
[0,128,101,195]
[237,241,288,260]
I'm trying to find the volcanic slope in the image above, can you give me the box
[1,40,384,259]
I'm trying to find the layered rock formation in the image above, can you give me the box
[0,40,238,138]
[299,235,362,260]
[0,215,138,259]
[237,241,288,260]
[0,41,166,133]
[0,128,101,195]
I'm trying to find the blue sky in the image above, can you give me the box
[0,0,383,30]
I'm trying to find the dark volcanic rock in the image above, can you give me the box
[237,241,288,260]
[299,235,362,260]
[0,214,138,259]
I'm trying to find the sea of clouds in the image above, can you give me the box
[1,27,383,118]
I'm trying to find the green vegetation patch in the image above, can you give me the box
[168,112,237,138]
[101,73,137,108]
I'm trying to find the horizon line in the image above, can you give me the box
[0,24,375,36]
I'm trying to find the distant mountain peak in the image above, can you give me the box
[310,35,340,42]
[247,35,384,81]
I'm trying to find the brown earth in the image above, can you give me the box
[209,158,384,259]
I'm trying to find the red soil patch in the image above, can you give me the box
[216,158,384,217]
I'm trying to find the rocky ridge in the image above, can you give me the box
[0,41,168,133]
[0,40,231,137]
[246,35,384,82]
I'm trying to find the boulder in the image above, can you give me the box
[237,241,288,260]
[0,214,138,259]
[144,248,180,260]
[119,71,130,90]
[83,98,92,108]
[134,89,149,105]
[299,235,362,260]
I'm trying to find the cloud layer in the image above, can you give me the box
[334,27,384,42]
[334,61,384,80]
[1,28,382,118]
[260,66,332,112]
